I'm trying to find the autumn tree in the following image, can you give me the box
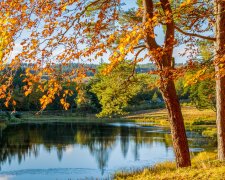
[0,1,35,108]
[174,0,225,161]
[0,0,196,167]
[214,0,225,161]
[3,0,225,166]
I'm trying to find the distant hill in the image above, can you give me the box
[19,62,184,77]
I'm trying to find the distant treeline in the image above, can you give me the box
[17,62,184,76]
[0,62,214,116]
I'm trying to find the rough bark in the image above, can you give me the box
[216,76,225,160]
[214,0,225,161]
[143,0,191,167]
[160,79,191,167]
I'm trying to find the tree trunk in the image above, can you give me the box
[142,0,191,167]
[216,76,225,160]
[215,0,225,161]
[160,79,191,167]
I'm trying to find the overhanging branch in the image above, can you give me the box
[133,45,146,49]
[175,26,216,41]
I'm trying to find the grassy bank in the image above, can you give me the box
[6,106,215,122]
[114,152,225,180]
[126,106,216,138]
[126,106,215,126]
[1,110,132,124]
[1,107,216,138]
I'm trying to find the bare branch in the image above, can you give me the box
[175,26,216,41]
[134,47,146,62]
[133,45,146,49]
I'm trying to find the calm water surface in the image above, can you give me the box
[0,122,215,180]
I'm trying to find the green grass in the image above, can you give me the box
[202,128,217,138]
[125,107,216,137]
[126,106,215,126]
[114,152,225,180]
[6,111,130,124]
[3,106,215,124]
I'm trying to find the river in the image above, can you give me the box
[0,122,215,179]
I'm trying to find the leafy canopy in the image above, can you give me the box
[92,61,153,117]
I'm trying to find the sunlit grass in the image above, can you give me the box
[114,152,225,180]
[127,106,216,127]
[14,111,131,124]
[7,107,216,131]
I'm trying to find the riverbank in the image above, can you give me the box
[0,107,218,179]
[1,106,216,137]
[127,106,215,126]
[126,106,216,138]
[114,152,224,180]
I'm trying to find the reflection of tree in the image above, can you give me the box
[91,141,111,175]
[74,124,118,173]
[164,133,173,153]
[0,123,212,174]
[120,126,129,158]
[56,146,64,161]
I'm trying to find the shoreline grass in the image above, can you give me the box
[7,106,216,123]
[1,106,216,138]
[126,106,216,138]
[126,106,215,126]
[114,152,225,180]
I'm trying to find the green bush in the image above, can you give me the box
[202,128,217,138]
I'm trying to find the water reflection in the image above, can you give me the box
[0,122,216,179]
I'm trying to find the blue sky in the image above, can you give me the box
[11,0,188,65]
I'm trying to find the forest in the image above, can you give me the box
[0,62,215,114]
